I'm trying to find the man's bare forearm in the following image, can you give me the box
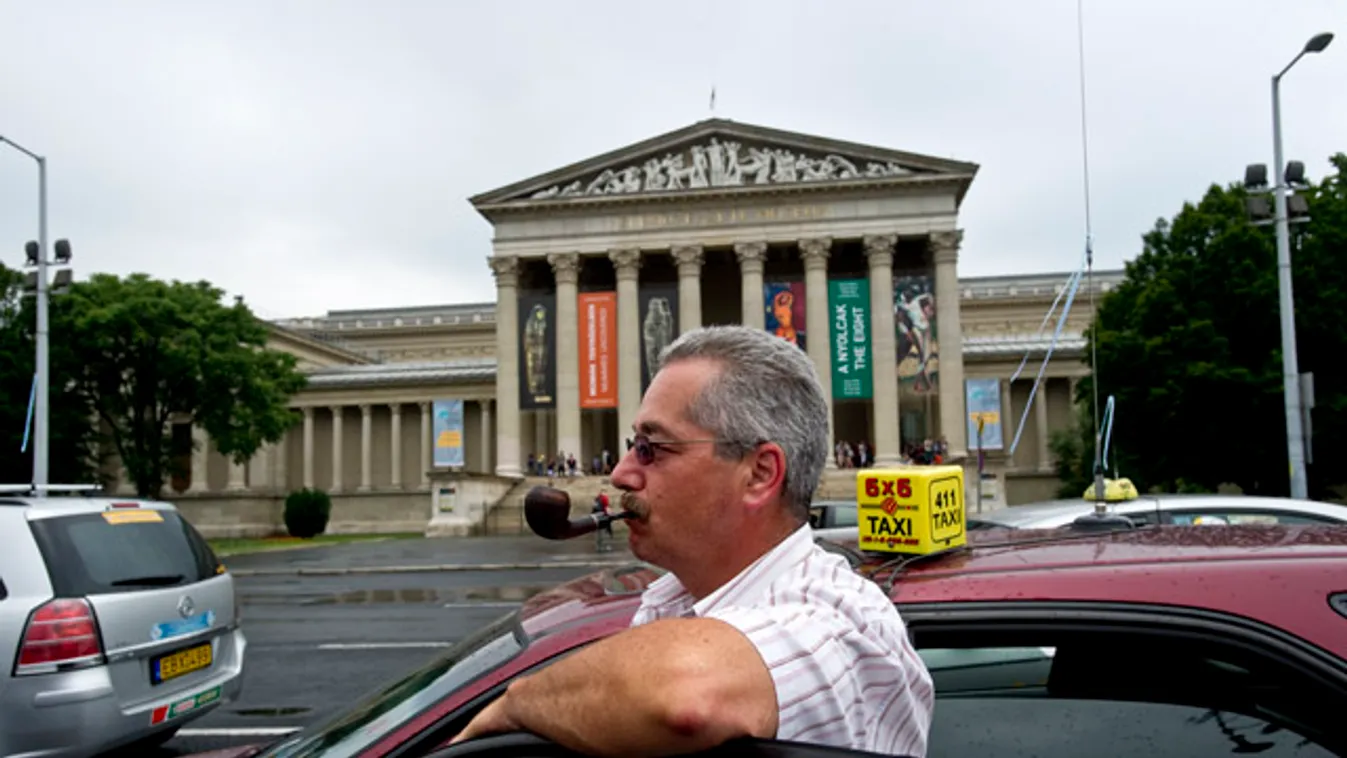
[493,618,779,757]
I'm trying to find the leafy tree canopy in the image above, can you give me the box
[1059,153,1347,499]
[2,271,307,498]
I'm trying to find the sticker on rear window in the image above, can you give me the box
[102,509,164,525]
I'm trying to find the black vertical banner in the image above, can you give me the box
[518,291,556,409]
[638,283,680,394]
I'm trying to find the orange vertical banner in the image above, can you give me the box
[578,291,618,408]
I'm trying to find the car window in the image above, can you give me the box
[1166,509,1338,526]
[920,634,1343,757]
[0,577,6,601]
[27,509,220,597]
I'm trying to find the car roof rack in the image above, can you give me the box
[0,483,104,497]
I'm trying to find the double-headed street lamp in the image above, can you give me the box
[2,134,74,494]
[1241,32,1333,500]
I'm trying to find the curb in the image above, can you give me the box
[229,559,637,577]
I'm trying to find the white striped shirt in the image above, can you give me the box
[631,524,934,756]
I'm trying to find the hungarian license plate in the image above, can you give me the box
[151,642,213,685]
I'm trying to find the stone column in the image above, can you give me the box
[1035,384,1051,472]
[480,399,493,474]
[610,248,642,440]
[735,242,768,329]
[932,230,968,459]
[248,443,273,493]
[274,433,289,492]
[359,403,373,491]
[389,403,403,489]
[302,407,315,489]
[1000,379,1016,468]
[226,454,246,491]
[672,244,704,334]
[865,234,902,465]
[799,237,836,469]
[549,252,582,464]
[419,401,432,488]
[189,425,209,493]
[489,256,523,477]
[330,405,344,492]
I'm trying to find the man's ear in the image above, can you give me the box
[742,443,787,512]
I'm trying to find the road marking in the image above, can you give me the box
[178,726,301,737]
[317,642,452,650]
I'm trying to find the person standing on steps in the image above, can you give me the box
[592,489,613,552]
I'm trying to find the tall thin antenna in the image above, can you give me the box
[1076,0,1106,504]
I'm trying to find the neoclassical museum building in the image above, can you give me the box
[140,119,1119,537]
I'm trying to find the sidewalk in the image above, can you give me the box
[222,533,637,576]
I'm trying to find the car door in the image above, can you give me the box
[406,600,1347,758]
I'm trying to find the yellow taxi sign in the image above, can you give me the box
[856,465,967,555]
[1082,477,1139,502]
[101,508,165,525]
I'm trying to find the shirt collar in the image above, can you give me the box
[639,523,816,616]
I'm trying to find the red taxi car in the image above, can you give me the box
[196,524,1347,758]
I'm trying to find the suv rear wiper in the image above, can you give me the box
[110,574,185,587]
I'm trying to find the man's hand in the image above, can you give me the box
[446,617,777,757]
[450,688,522,746]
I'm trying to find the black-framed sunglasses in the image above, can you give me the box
[625,434,729,465]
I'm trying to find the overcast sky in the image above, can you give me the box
[2,1,1343,320]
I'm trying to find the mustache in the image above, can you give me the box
[620,492,649,519]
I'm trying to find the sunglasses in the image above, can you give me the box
[625,434,726,465]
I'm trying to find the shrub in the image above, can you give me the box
[284,488,332,538]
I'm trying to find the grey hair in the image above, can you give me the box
[657,325,828,521]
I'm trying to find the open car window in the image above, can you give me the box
[919,629,1345,757]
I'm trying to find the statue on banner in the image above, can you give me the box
[894,276,938,392]
[764,282,806,351]
[642,297,674,384]
[524,303,551,399]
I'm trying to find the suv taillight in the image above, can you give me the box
[14,598,106,674]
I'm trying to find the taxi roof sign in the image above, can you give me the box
[856,465,967,556]
[1082,477,1139,503]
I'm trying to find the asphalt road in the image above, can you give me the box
[117,564,602,757]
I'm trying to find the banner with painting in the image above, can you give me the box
[893,274,939,392]
[826,279,872,400]
[432,399,465,467]
[518,291,556,409]
[964,378,1004,451]
[638,283,679,394]
[578,291,618,408]
[763,281,806,351]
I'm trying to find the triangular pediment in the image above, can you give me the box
[470,118,978,208]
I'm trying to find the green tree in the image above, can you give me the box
[52,273,308,498]
[0,262,100,486]
[1064,154,1347,498]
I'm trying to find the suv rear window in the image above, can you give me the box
[28,509,220,597]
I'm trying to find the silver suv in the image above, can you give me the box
[0,486,247,757]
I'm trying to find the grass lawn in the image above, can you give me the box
[208,532,423,557]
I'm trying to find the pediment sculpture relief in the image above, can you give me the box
[530,138,913,199]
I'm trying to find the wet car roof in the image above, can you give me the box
[513,524,1347,658]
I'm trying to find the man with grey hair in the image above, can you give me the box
[454,325,934,756]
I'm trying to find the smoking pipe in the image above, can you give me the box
[524,485,635,540]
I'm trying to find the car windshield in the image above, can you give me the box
[259,611,527,758]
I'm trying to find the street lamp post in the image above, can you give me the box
[1,135,51,493]
[1269,32,1332,500]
